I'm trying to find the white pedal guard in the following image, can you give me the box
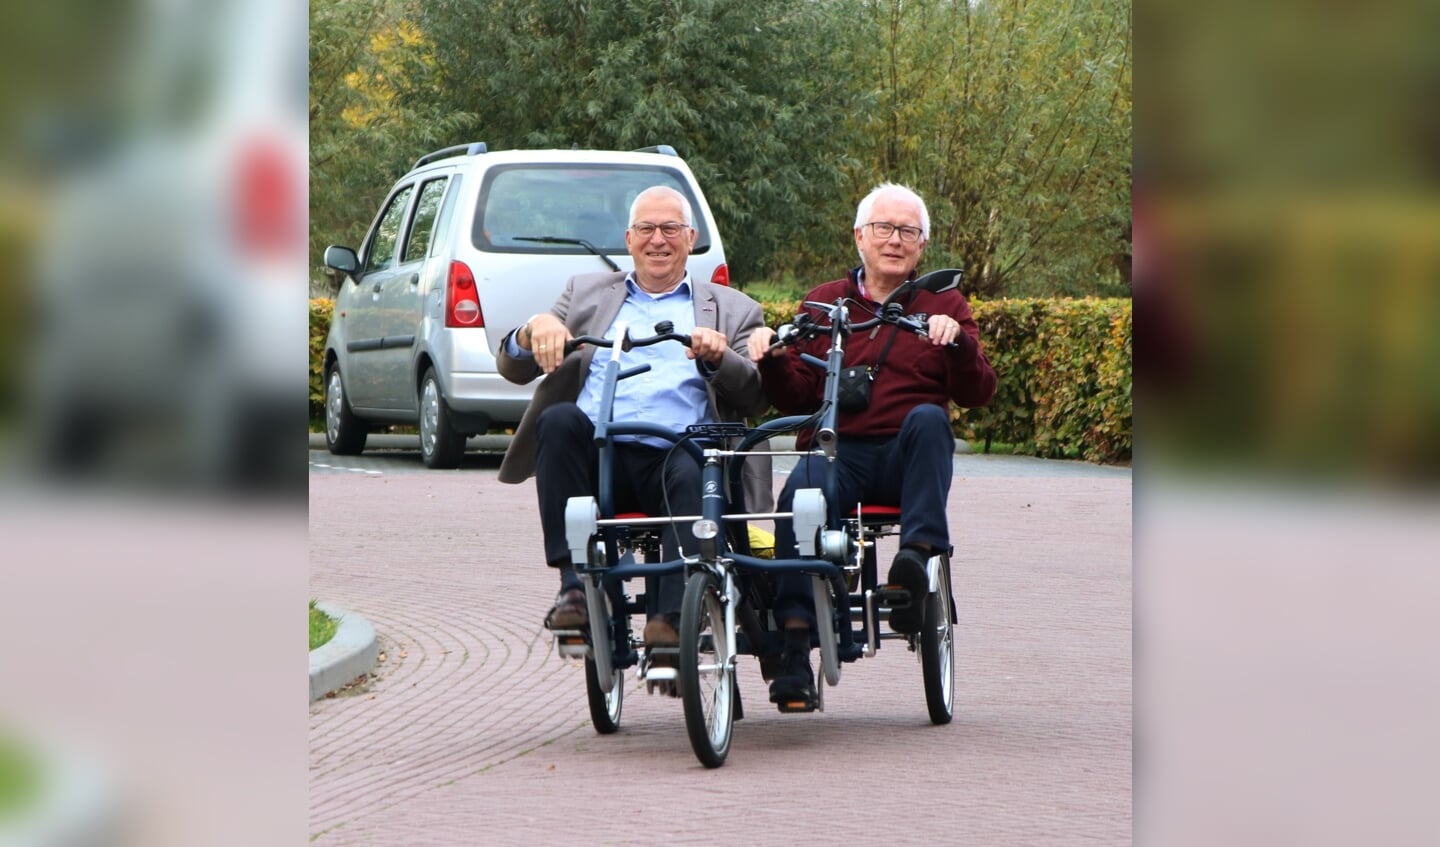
[564,496,598,565]
[792,488,827,557]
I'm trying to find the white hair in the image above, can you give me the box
[629,185,694,227]
[853,182,930,241]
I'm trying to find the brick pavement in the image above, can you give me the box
[309,455,1131,845]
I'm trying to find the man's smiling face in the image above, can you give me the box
[855,192,927,290]
[625,191,696,292]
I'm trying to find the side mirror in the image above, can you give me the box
[323,245,359,276]
[913,267,963,294]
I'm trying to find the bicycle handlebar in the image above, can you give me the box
[766,267,965,353]
[563,320,693,356]
[767,295,960,352]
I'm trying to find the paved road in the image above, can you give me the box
[309,441,1131,845]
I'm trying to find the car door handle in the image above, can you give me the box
[372,282,383,293]
[406,273,419,286]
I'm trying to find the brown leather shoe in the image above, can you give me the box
[544,588,588,630]
[642,616,679,647]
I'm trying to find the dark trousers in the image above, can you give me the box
[771,404,954,628]
[534,403,702,618]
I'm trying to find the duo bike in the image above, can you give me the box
[548,269,964,767]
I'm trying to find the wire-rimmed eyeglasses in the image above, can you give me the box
[630,221,690,238]
[864,221,924,243]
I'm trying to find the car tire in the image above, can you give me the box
[419,367,466,469]
[325,365,367,455]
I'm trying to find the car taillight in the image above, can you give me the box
[445,261,484,327]
[233,136,300,259]
[710,263,730,287]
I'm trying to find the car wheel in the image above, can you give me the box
[325,366,367,455]
[419,367,466,469]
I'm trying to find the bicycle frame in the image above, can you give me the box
[571,297,898,663]
[562,268,966,764]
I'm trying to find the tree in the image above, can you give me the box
[417,0,870,285]
[853,0,1131,298]
[310,0,1132,297]
[309,0,474,286]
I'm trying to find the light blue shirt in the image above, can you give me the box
[509,273,714,446]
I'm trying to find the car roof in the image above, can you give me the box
[406,147,690,178]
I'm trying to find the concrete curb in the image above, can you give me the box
[309,603,379,703]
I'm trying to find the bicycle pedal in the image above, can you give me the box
[643,666,677,682]
[644,678,679,698]
[875,585,914,608]
[646,646,680,666]
[551,630,589,659]
[774,696,817,714]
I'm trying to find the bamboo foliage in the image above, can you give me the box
[309,0,1131,298]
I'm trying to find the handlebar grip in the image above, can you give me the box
[561,334,606,356]
[766,323,797,352]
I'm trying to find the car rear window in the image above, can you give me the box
[473,164,714,255]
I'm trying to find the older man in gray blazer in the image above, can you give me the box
[497,186,770,648]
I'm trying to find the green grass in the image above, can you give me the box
[0,733,41,821]
[310,600,338,651]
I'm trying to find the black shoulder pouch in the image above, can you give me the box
[837,365,874,412]
[835,318,904,413]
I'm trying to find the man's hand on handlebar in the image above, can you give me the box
[687,327,730,366]
[522,313,571,374]
[747,327,783,362]
[925,314,964,347]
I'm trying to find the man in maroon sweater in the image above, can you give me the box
[747,182,997,708]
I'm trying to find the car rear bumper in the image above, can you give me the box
[444,372,534,426]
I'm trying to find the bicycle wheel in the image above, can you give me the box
[920,555,955,725]
[679,570,734,768]
[585,657,624,734]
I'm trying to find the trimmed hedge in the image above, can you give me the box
[308,296,1132,463]
[965,299,1131,464]
[309,298,334,422]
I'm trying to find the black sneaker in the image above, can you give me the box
[886,547,929,634]
[768,631,817,711]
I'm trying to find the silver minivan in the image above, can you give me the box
[321,143,730,467]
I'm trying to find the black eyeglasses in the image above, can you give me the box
[630,221,690,238]
[864,221,924,243]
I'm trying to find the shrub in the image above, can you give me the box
[306,296,1133,463]
[964,298,1131,463]
[309,299,334,423]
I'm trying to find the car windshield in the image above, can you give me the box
[473,164,712,254]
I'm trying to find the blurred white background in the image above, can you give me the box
[0,0,1436,843]
[1,0,306,844]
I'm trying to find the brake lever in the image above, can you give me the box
[766,323,799,352]
[883,304,965,349]
[766,313,818,352]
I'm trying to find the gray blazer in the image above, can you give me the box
[497,271,775,512]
